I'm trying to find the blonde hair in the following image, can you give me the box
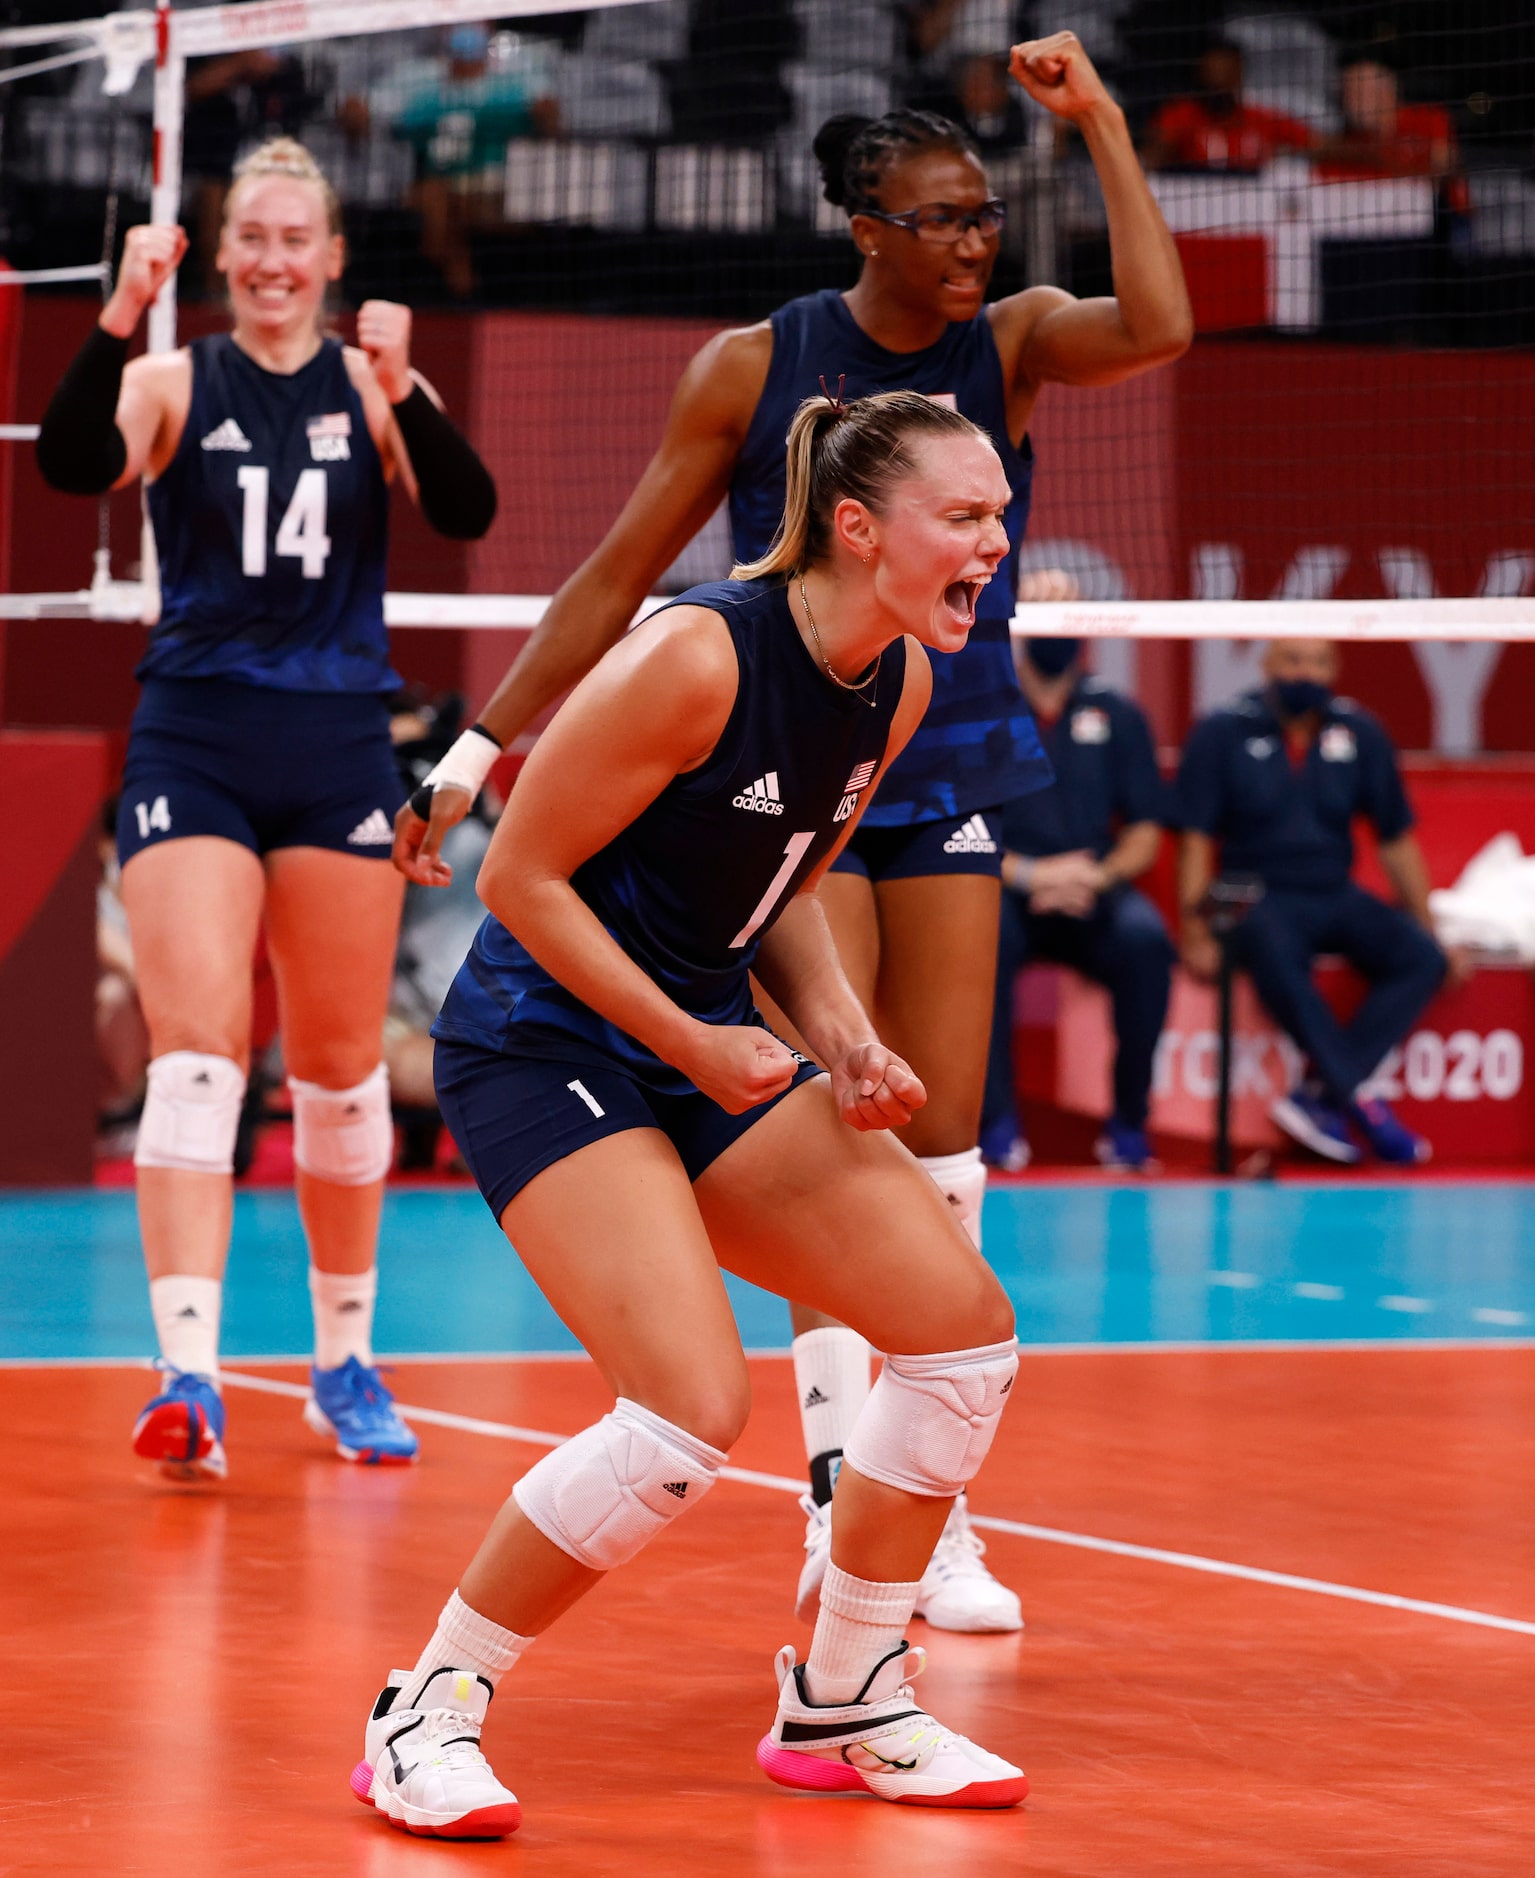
[226,137,342,237]
[733,389,986,582]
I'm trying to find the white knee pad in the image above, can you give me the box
[134,1051,246,1174]
[920,1147,986,1252]
[844,1338,1018,1498]
[289,1063,393,1186]
[512,1398,727,1571]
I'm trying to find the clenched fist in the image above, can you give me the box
[101,223,188,337]
[356,299,413,403]
[1009,32,1116,124]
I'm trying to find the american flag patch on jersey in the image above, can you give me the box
[832,759,879,823]
[307,411,352,462]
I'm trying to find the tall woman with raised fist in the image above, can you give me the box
[36,137,498,1480]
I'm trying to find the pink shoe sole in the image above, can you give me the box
[756,1738,1028,1808]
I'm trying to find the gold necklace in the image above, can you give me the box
[799,578,881,707]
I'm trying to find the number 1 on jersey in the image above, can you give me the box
[730,831,815,949]
[236,466,332,580]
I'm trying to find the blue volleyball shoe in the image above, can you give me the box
[132,1365,227,1481]
[304,1356,419,1465]
[1270,1086,1360,1164]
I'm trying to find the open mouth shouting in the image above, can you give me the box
[942,575,991,631]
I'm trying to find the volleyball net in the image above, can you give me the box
[0,0,1531,738]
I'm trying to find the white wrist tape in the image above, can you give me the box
[134,1051,246,1174]
[512,1397,727,1571]
[422,724,500,803]
[843,1338,1019,1499]
[289,1062,393,1187]
[919,1147,986,1252]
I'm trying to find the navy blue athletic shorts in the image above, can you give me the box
[434,1034,826,1223]
[117,676,405,867]
[829,805,1005,883]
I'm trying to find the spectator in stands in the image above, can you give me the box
[393,23,558,299]
[1176,639,1465,1167]
[1319,54,1457,181]
[982,612,1174,1174]
[1143,37,1314,173]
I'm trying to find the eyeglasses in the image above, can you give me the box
[861,199,1007,244]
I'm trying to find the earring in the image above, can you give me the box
[863,551,872,566]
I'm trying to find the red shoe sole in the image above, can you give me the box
[132,1399,213,1466]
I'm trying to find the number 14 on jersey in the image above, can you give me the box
[237,465,331,579]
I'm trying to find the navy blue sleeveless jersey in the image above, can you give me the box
[140,334,395,693]
[730,289,1050,826]
[433,579,908,1092]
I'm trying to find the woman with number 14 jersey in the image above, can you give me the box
[36,138,497,1480]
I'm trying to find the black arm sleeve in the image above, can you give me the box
[35,324,130,496]
[391,384,498,540]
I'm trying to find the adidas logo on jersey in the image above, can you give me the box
[832,759,879,823]
[346,809,393,846]
[200,418,252,452]
[733,772,784,814]
[943,814,998,854]
[662,1481,688,1499]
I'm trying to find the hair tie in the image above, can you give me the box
[818,373,849,417]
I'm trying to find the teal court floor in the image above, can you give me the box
[3,1178,1531,1362]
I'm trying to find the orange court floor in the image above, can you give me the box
[2,1346,1532,1878]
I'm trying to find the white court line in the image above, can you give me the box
[220,1368,1535,1641]
[5,1333,1535,1370]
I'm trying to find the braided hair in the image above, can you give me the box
[812,109,981,215]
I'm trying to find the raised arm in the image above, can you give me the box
[393,320,770,884]
[994,34,1192,395]
[343,301,497,539]
[475,607,799,1114]
[36,223,190,496]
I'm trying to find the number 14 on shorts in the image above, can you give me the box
[134,794,172,840]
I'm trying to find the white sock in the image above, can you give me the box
[919,1147,986,1253]
[792,1327,871,1507]
[149,1275,221,1379]
[309,1265,377,1370]
[805,1563,921,1705]
[411,1589,532,1692]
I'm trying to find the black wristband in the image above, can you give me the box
[391,383,498,541]
[36,324,130,496]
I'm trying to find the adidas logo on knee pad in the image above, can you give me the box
[663,1481,688,1498]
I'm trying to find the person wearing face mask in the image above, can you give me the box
[980,627,1173,1174]
[1176,640,1464,1166]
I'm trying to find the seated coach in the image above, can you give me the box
[981,635,1174,1175]
[1176,639,1462,1165]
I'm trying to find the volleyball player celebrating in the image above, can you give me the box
[357,391,1025,1838]
[36,140,497,1478]
[397,33,1190,1627]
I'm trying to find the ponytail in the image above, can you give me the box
[733,387,985,582]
